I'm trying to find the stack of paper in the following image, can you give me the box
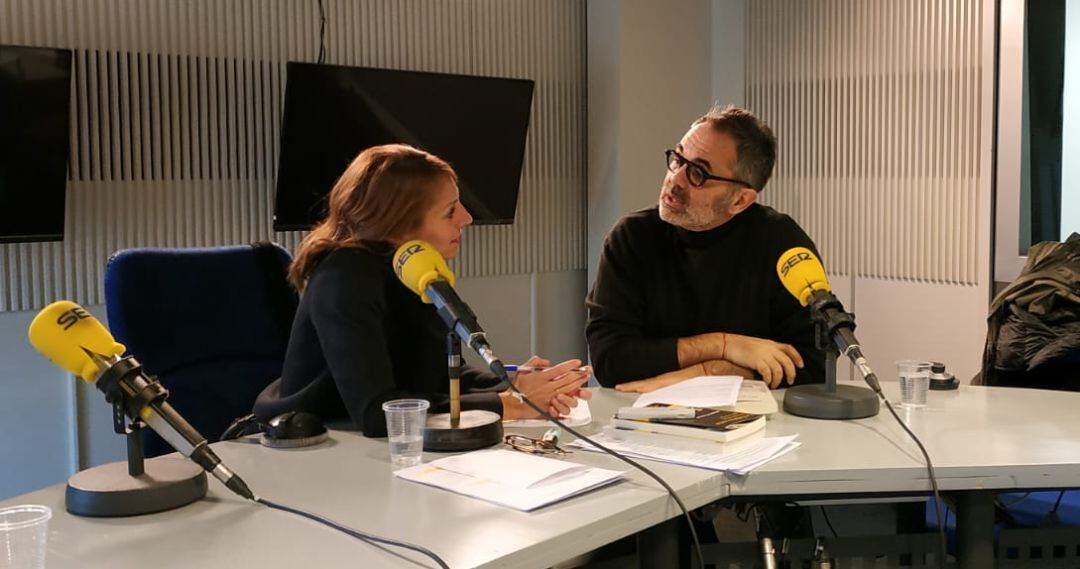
[568,427,799,476]
[394,449,624,511]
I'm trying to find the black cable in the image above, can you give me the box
[880,398,947,569]
[316,0,327,64]
[1049,490,1066,516]
[500,372,707,569]
[819,505,839,538]
[257,497,450,569]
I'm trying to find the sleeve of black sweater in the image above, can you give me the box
[307,258,504,436]
[586,219,679,385]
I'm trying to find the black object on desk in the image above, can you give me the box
[66,397,206,517]
[783,292,881,420]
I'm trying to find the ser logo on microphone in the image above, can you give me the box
[56,306,91,330]
[394,242,424,276]
[779,250,813,278]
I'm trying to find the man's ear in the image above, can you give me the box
[728,187,758,216]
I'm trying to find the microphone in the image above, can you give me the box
[776,247,882,393]
[28,301,256,500]
[393,240,508,378]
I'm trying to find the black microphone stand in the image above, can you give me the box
[65,361,207,516]
[782,293,880,419]
[421,334,503,451]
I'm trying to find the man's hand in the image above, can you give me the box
[615,359,757,393]
[724,334,804,388]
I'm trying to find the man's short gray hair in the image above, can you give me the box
[693,105,776,191]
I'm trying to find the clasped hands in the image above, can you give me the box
[500,356,592,421]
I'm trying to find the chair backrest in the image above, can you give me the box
[103,243,297,457]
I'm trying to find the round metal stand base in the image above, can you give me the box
[783,383,880,420]
[424,410,503,451]
[66,456,207,517]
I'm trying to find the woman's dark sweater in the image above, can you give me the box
[259,244,504,436]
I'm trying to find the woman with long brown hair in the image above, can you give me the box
[255,144,590,436]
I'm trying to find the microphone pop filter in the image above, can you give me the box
[392,240,456,303]
[776,247,832,307]
[28,300,126,384]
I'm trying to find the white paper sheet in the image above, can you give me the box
[430,449,589,489]
[394,449,624,511]
[568,428,799,475]
[632,376,743,409]
[503,398,592,428]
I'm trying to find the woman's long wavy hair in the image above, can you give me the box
[288,144,457,291]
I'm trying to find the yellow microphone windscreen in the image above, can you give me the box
[776,247,832,307]
[393,240,456,303]
[27,300,126,384]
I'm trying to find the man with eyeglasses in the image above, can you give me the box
[586,105,825,392]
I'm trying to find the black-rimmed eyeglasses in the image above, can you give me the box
[664,149,752,189]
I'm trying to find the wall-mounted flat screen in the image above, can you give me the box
[0,44,73,244]
[274,63,534,230]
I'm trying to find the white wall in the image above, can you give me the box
[1063,0,1080,240]
[586,0,714,283]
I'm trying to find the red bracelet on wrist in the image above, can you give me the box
[720,332,727,360]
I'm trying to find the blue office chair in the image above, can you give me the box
[103,243,297,457]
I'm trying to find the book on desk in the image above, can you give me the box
[612,406,766,443]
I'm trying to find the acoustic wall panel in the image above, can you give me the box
[746,0,982,284]
[0,0,587,311]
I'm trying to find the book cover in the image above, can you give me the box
[611,407,766,443]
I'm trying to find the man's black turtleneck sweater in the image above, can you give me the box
[586,204,825,386]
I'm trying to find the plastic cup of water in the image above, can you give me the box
[896,360,932,408]
[382,399,430,470]
[0,505,51,569]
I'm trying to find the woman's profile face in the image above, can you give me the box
[408,179,473,260]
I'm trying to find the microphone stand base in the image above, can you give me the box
[424,410,503,451]
[65,456,207,517]
[783,384,880,420]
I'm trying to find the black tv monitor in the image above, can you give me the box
[274,63,534,230]
[0,45,72,244]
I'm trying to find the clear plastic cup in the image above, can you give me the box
[0,505,51,569]
[382,399,430,470]
[896,360,932,408]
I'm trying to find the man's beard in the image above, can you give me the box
[658,184,734,231]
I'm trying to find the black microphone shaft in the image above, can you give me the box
[807,291,883,394]
[110,361,256,500]
[425,280,505,372]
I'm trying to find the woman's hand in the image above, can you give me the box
[500,356,592,420]
[723,334,804,388]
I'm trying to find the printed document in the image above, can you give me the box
[394,449,624,511]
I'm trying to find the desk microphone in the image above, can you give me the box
[776,247,881,393]
[28,301,255,501]
[393,240,507,377]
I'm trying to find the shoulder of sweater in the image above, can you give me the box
[306,246,393,294]
[609,207,664,242]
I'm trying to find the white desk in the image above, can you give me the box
[4,383,1080,568]
[0,390,716,569]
